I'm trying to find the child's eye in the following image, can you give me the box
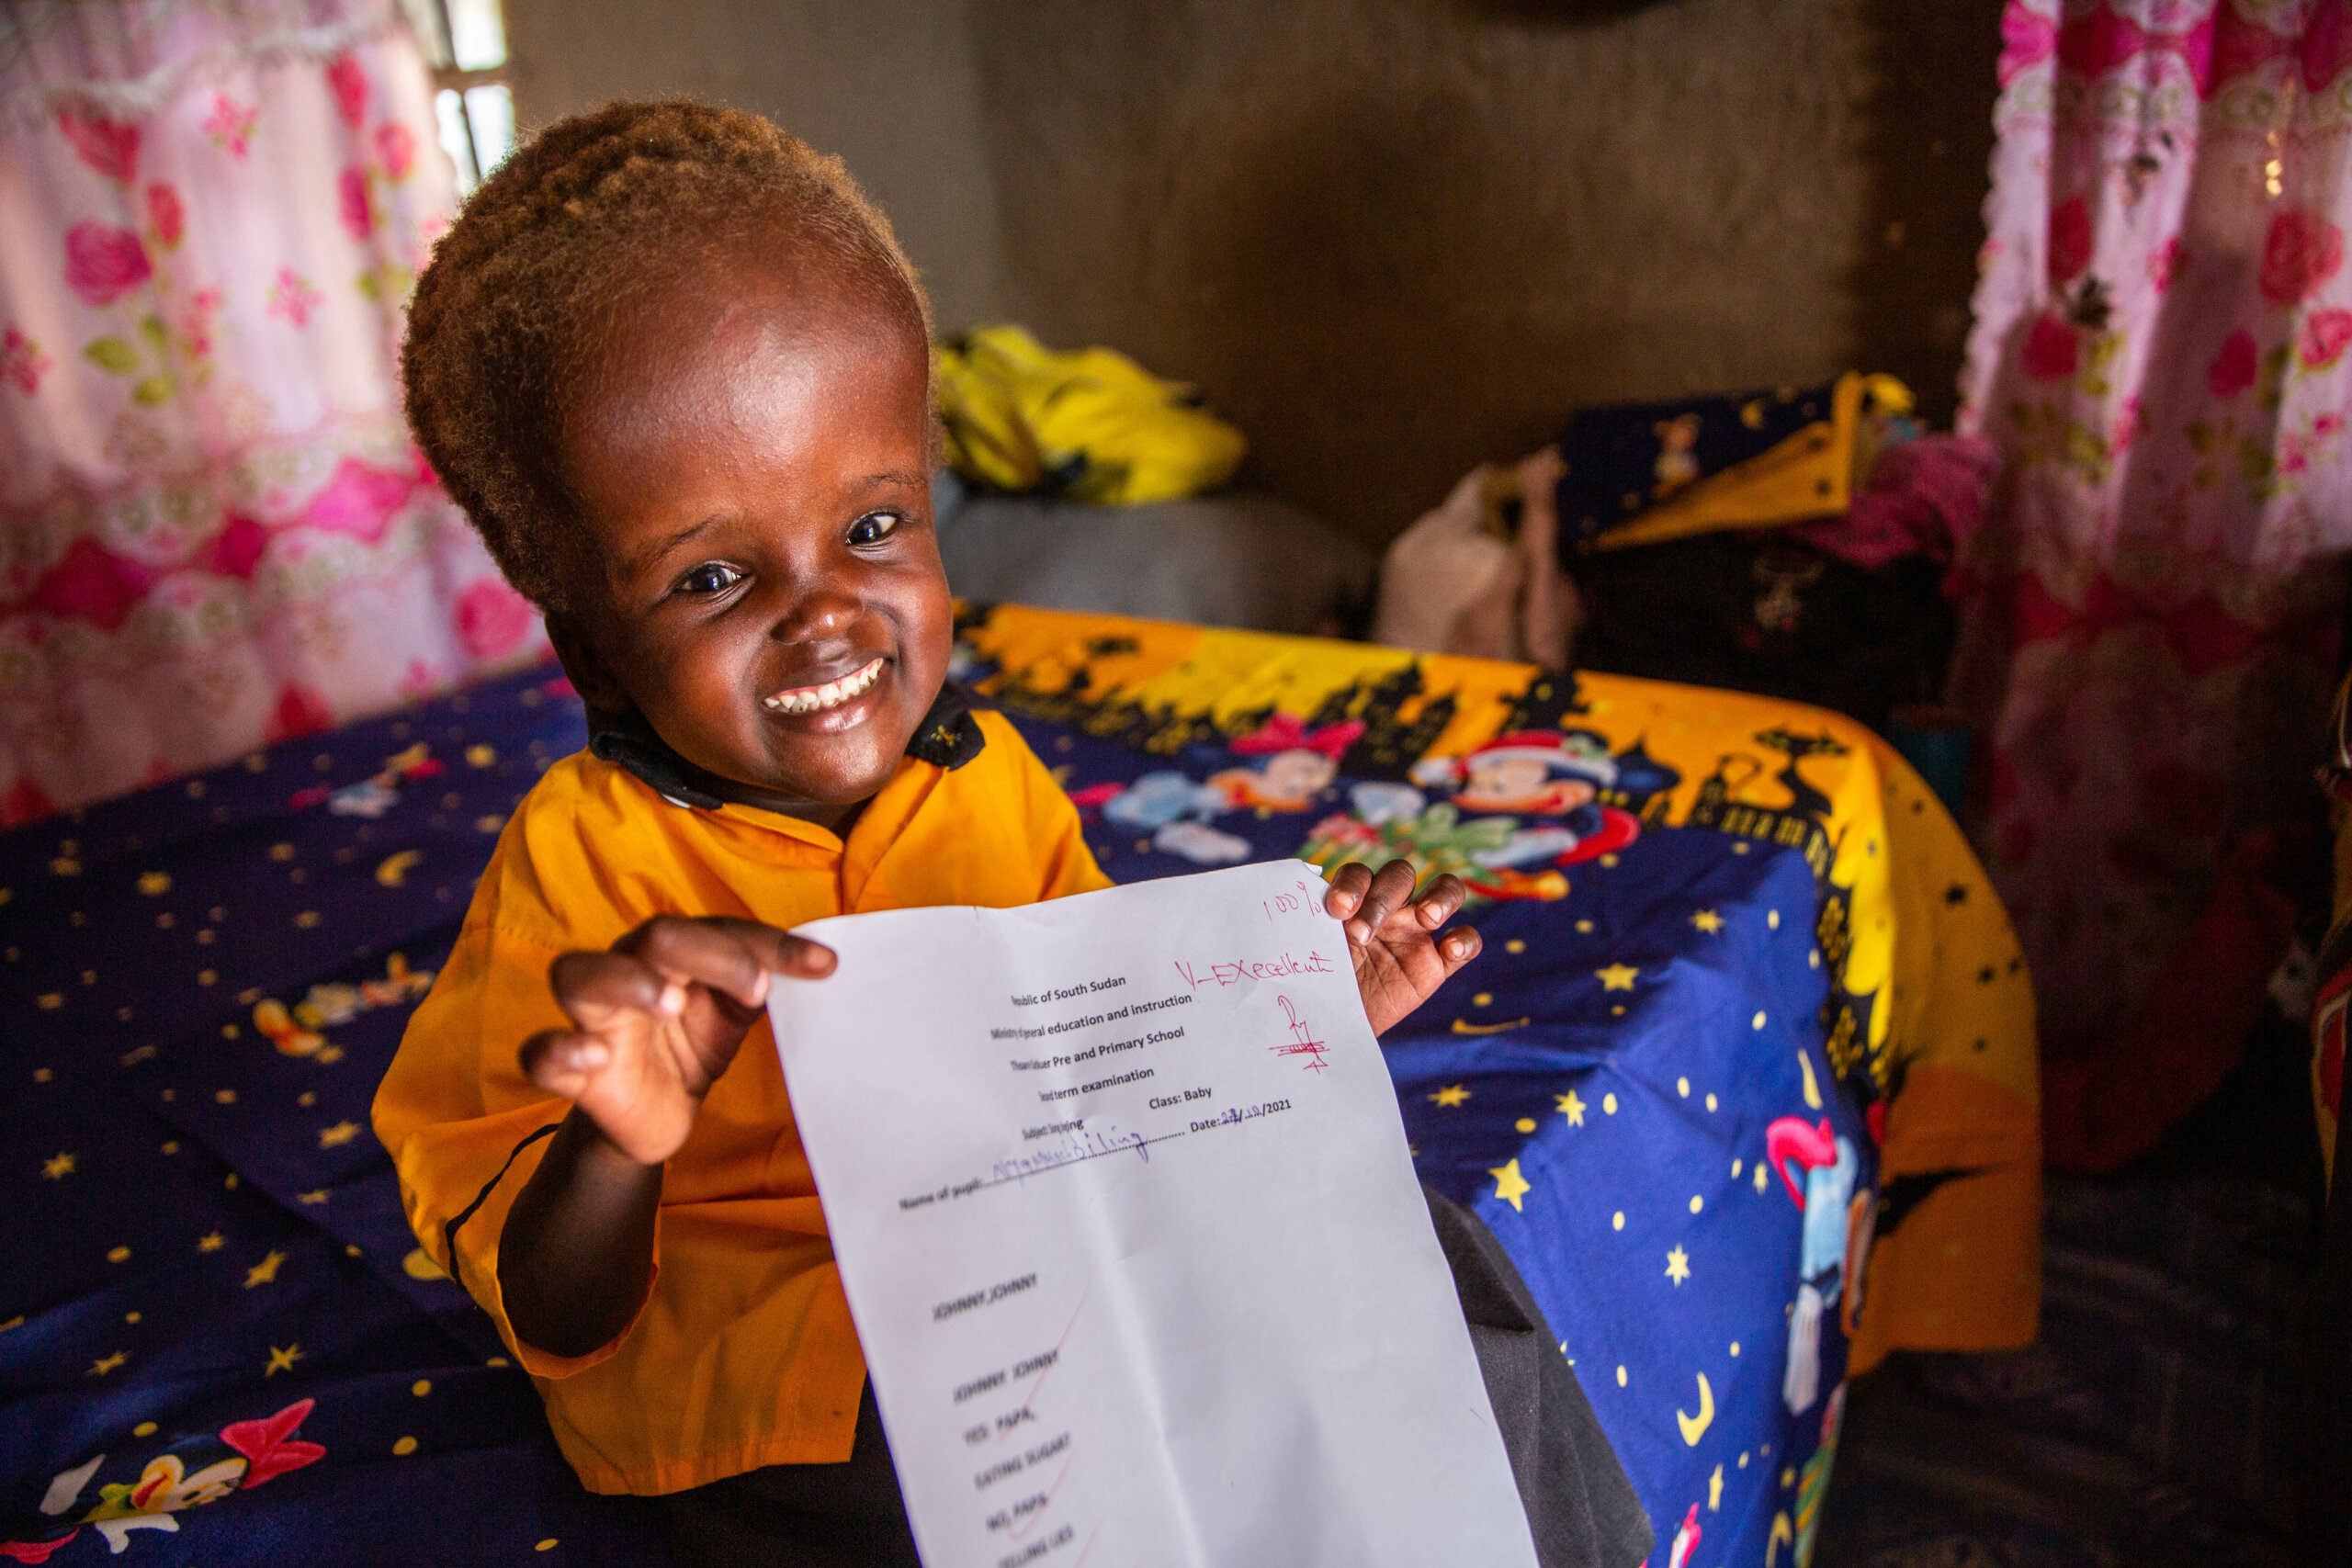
[846,511,902,547]
[677,562,744,596]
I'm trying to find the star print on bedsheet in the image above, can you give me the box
[1489,1159,1532,1212]
[1,610,2038,1566]
[0,664,685,1564]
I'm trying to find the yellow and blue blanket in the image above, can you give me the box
[0,604,2037,1564]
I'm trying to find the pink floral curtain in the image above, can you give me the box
[0,0,543,826]
[1955,0,2352,1061]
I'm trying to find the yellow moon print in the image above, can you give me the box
[1676,1371,1714,1445]
[375,851,424,888]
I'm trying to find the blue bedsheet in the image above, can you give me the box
[0,639,1902,1565]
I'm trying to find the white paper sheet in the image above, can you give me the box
[768,860,1539,1568]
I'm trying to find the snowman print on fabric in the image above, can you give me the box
[1762,1115,1858,1416]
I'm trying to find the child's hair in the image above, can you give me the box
[401,99,933,613]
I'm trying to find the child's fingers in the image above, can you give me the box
[1324,862,1374,919]
[1411,873,1468,930]
[519,1028,610,1100]
[616,916,778,1008]
[1346,859,1420,942]
[550,948,673,1025]
[1436,923,1483,973]
[706,919,838,983]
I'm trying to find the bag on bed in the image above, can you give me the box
[1370,450,1579,671]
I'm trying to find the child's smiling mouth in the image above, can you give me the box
[761,656,888,717]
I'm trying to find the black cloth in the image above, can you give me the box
[660,1386,922,1568]
[586,682,989,810]
[660,1190,1651,1567]
[1570,532,1956,735]
[1425,1187,1655,1568]
[2304,1118,2352,1556]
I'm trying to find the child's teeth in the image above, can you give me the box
[765,658,881,715]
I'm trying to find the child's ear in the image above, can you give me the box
[544,613,629,718]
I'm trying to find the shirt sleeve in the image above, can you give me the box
[371,849,657,1381]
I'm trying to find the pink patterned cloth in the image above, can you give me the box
[1957,0,2352,1053]
[1791,433,2006,570]
[0,1,544,826]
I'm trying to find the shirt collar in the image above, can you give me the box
[585,681,988,813]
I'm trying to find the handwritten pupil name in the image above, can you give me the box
[989,1124,1155,1183]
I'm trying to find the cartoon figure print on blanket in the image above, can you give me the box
[1291,730,1675,902]
[287,741,445,819]
[1408,729,1666,886]
[1088,720,1681,894]
[5,1400,323,1560]
[249,952,435,1060]
[1075,715,1363,865]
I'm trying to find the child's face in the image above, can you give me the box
[1463,756,1549,804]
[1259,750,1336,804]
[1459,756,1595,812]
[549,251,949,823]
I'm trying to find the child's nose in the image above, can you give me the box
[770,583,862,643]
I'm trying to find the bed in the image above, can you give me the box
[0,604,2038,1565]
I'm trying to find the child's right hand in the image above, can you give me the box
[521,917,836,1166]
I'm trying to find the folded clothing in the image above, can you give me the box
[1554,374,1915,554]
[934,324,1248,504]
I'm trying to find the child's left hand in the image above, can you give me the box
[1324,859,1481,1035]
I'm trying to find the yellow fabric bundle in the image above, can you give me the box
[934,324,1248,505]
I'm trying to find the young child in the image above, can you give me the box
[376,101,1646,1568]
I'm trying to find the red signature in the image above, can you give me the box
[1273,994,1329,1073]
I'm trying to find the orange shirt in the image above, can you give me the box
[371,711,1111,1495]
